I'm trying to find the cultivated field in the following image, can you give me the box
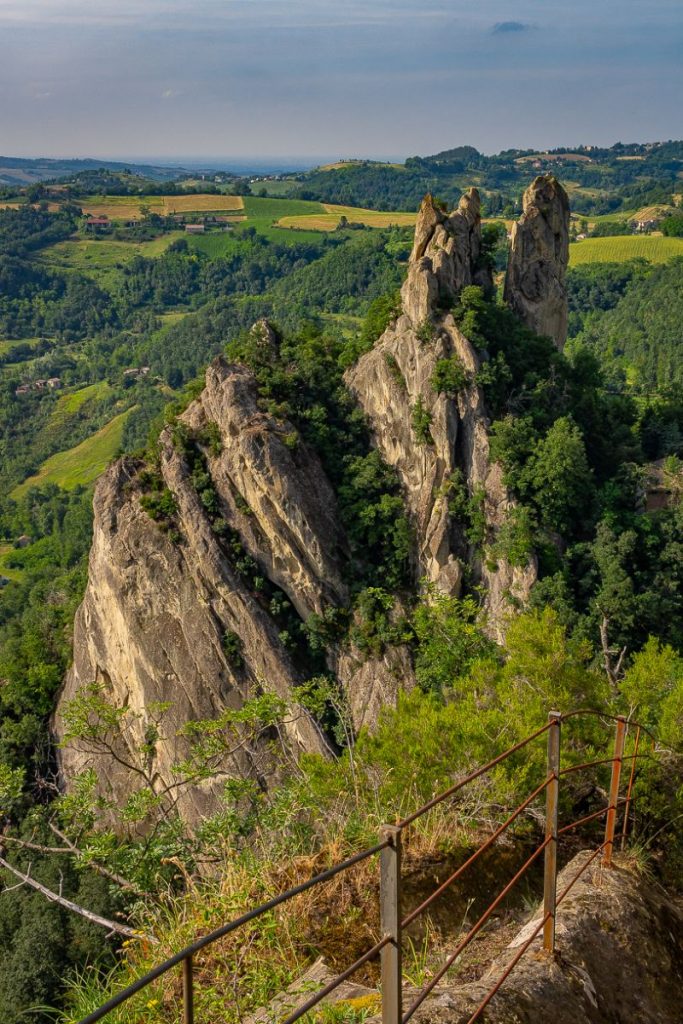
[80,194,245,220]
[50,382,111,428]
[11,409,132,498]
[569,235,683,265]
[276,203,417,231]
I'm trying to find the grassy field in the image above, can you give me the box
[80,194,245,220]
[276,202,417,232]
[0,337,45,356]
[185,232,246,258]
[0,544,24,583]
[569,235,683,265]
[50,381,111,427]
[36,233,185,288]
[12,409,132,498]
[241,196,330,242]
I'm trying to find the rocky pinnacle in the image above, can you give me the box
[504,175,570,350]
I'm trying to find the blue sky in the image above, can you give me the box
[0,0,681,161]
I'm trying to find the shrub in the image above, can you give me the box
[411,397,433,445]
[431,356,469,396]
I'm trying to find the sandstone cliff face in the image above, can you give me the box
[504,175,570,349]
[57,177,572,813]
[402,190,491,325]
[55,358,346,821]
[345,191,536,636]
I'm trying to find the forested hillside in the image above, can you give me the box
[288,141,683,216]
[0,176,682,1023]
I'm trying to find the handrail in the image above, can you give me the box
[401,836,552,1023]
[560,708,659,743]
[75,708,663,1024]
[76,839,389,1024]
[402,775,552,929]
[396,719,555,828]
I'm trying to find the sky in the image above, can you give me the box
[0,0,681,163]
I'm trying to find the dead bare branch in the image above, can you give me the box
[0,855,155,942]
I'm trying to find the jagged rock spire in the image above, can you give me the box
[401,188,491,324]
[504,175,570,349]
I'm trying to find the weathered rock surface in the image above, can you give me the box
[504,175,570,350]
[183,359,348,619]
[346,192,535,635]
[401,190,491,325]
[409,852,683,1024]
[55,358,348,820]
[336,641,415,733]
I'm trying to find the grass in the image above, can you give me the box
[11,409,132,498]
[0,544,24,583]
[80,194,245,220]
[241,196,331,242]
[0,336,45,357]
[50,382,111,427]
[276,203,417,232]
[36,234,185,288]
[185,232,246,258]
[569,235,683,265]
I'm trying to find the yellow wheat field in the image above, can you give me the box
[80,194,245,220]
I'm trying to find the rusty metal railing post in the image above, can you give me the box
[603,716,626,866]
[620,725,640,851]
[380,825,402,1024]
[542,711,562,954]
[182,953,194,1024]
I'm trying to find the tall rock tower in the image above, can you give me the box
[504,176,570,350]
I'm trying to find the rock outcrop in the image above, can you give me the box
[57,176,575,813]
[410,852,683,1024]
[401,190,491,325]
[55,358,347,821]
[504,175,570,349]
[346,190,536,636]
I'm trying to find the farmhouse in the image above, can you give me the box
[15,535,31,548]
[85,215,111,232]
[633,218,659,233]
[47,377,62,389]
[184,223,206,234]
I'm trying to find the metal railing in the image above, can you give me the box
[77,710,658,1024]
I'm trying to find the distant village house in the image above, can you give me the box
[85,215,111,232]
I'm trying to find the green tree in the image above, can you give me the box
[523,417,595,534]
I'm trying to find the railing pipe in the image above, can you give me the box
[621,726,641,851]
[603,716,626,866]
[182,954,193,1024]
[397,720,555,828]
[281,936,390,1024]
[76,839,389,1024]
[542,711,561,954]
[402,776,551,929]
[401,836,551,1024]
[380,825,403,1024]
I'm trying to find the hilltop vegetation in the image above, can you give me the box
[286,141,683,217]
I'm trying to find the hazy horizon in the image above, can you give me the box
[2,0,682,161]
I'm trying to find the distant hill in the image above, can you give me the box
[0,155,213,187]
[289,140,683,217]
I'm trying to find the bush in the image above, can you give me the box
[411,397,433,445]
[431,356,469,396]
